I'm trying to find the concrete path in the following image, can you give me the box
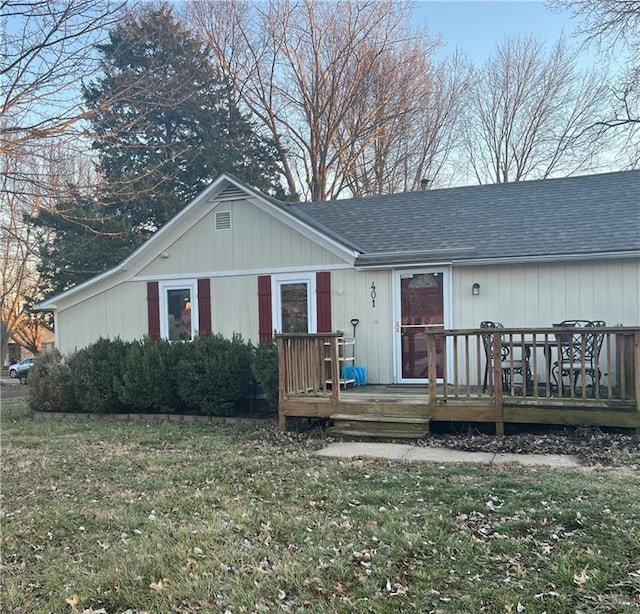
[315,442,581,468]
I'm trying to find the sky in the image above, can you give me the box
[411,0,594,63]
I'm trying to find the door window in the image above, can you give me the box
[280,282,309,333]
[273,276,316,334]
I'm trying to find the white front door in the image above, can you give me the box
[393,269,450,383]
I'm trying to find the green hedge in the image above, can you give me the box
[70,337,131,413]
[117,338,184,413]
[26,349,78,413]
[253,341,279,412]
[175,334,254,415]
[28,334,279,417]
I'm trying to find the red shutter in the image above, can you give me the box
[316,271,332,333]
[198,278,212,335]
[258,275,273,343]
[147,281,160,341]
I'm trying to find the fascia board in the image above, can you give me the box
[356,260,454,271]
[451,251,640,266]
[354,250,640,270]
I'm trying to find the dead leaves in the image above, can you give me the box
[149,578,167,592]
[573,565,591,586]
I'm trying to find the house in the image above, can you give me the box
[4,327,55,367]
[38,170,640,389]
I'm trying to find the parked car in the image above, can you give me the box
[9,357,35,379]
[17,358,36,384]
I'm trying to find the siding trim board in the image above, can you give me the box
[133,263,353,283]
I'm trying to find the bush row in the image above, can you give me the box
[27,335,279,416]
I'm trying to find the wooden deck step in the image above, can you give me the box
[331,413,430,424]
[328,427,429,440]
[329,413,430,440]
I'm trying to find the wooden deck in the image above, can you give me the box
[276,329,640,435]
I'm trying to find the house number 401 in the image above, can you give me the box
[370,282,376,307]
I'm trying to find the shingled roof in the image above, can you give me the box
[285,170,640,266]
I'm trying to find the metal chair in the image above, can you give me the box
[551,320,606,395]
[480,321,530,393]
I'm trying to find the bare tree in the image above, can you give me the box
[0,1,131,361]
[461,35,610,183]
[1,0,130,192]
[343,51,471,195]
[553,0,640,47]
[550,1,640,164]
[0,147,95,363]
[188,0,452,200]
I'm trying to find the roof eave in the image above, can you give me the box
[355,250,640,269]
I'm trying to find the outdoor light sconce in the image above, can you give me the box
[472,283,480,296]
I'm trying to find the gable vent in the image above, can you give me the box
[215,211,231,231]
[217,185,247,201]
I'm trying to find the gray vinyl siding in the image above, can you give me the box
[54,282,148,354]
[452,259,639,329]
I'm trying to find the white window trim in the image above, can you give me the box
[159,279,199,340]
[271,273,317,334]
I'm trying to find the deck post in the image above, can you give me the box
[492,332,504,435]
[277,336,287,431]
[634,331,640,433]
[426,334,438,406]
[329,335,340,404]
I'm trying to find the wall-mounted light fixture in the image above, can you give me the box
[472,282,480,296]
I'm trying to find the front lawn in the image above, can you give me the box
[2,400,639,613]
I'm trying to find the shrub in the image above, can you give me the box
[253,341,279,413]
[117,337,183,413]
[27,350,78,413]
[176,333,254,415]
[70,337,130,413]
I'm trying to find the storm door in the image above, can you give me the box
[394,270,448,383]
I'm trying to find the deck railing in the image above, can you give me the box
[277,328,639,409]
[427,327,639,408]
[276,332,342,404]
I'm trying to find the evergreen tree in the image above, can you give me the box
[36,3,286,295]
[35,192,137,294]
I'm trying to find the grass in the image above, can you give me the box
[2,399,640,614]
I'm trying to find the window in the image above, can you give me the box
[160,281,198,340]
[273,275,316,334]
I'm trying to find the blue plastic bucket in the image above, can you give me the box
[354,366,366,386]
[341,365,366,386]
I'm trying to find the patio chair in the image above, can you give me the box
[480,321,531,393]
[551,320,606,395]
